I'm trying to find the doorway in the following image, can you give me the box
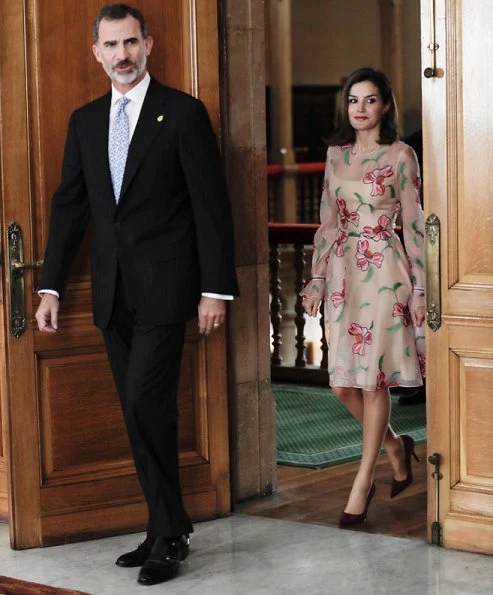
[255,0,427,541]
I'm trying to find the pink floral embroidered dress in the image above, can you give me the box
[302,141,425,390]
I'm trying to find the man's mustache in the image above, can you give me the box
[114,59,136,69]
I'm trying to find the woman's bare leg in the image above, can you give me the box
[332,386,407,483]
[333,388,395,514]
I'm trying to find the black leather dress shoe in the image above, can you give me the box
[116,537,155,567]
[137,535,190,586]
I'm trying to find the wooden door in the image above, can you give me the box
[0,0,230,549]
[423,0,493,554]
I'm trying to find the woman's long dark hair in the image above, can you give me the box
[328,67,398,146]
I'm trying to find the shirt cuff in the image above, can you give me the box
[38,289,60,299]
[202,292,234,300]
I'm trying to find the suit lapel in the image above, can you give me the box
[119,79,169,202]
[90,92,116,208]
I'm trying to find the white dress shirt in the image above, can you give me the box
[40,72,232,301]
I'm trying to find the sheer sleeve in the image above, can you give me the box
[397,146,425,302]
[300,147,339,300]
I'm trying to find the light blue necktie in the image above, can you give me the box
[109,96,131,202]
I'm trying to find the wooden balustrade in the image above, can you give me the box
[268,223,328,385]
[267,162,325,223]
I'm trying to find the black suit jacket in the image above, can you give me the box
[40,78,239,328]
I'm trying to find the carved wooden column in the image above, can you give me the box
[379,0,405,117]
[266,0,297,222]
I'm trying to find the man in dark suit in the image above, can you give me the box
[35,3,239,586]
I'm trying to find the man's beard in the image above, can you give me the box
[106,55,147,85]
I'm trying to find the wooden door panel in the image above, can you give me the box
[178,336,209,458]
[38,351,130,477]
[424,0,493,554]
[459,357,493,482]
[1,0,230,548]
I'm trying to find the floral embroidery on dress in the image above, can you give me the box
[362,214,392,241]
[337,198,360,228]
[331,281,345,308]
[348,323,372,355]
[392,302,411,327]
[334,229,348,257]
[375,355,400,388]
[363,165,393,196]
[356,239,384,270]
[376,371,399,389]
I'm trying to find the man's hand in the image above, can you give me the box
[198,296,226,335]
[35,293,60,333]
[302,296,322,317]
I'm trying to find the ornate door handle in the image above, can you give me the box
[11,259,43,272]
[7,221,43,338]
[425,214,441,331]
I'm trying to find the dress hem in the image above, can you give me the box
[329,383,424,391]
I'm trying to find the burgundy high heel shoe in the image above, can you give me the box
[338,483,376,528]
[390,434,420,498]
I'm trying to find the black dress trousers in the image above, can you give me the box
[102,271,193,538]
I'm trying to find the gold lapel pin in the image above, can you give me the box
[157,115,164,122]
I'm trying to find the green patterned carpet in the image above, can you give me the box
[274,382,426,469]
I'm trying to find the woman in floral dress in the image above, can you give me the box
[302,68,425,526]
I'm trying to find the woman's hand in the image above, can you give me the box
[410,292,426,327]
[303,297,322,317]
[411,305,426,327]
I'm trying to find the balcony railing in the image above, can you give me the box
[268,162,325,223]
[269,222,328,384]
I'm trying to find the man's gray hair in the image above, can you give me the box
[93,3,148,42]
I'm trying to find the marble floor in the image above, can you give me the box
[0,515,492,595]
